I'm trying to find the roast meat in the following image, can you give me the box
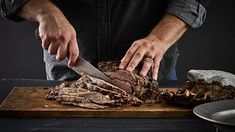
[46,61,160,109]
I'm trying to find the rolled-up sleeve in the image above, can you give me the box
[0,0,29,21]
[166,0,209,28]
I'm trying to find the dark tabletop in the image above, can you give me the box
[0,79,216,132]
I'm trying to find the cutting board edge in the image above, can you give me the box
[0,109,194,118]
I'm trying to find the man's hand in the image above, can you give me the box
[119,14,188,80]
[119,36,167,80]
[18,0,79,68]
[38,14,79,68]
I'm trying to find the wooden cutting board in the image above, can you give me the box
[0,87,192,118]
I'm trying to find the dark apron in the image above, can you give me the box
[44,0,179,81]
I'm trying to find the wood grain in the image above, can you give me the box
[0,87,192,118]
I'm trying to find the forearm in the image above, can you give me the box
[147,14,188,52]
[17,0,79,67]
[17,0,65,23]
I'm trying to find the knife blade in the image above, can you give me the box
[72,57,122,88]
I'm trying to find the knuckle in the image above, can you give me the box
[39,35,45,40]
[121,59,127,63]
[70,46,78,52]
[41,34,49,40]
[49,50,56,55]
[121,60,129,65]
[58,55,66,60]
[145,58,153,63]
[42,43,48,49]
[129,61,137,67]
[70,51,78,57]
[142,42,147,47]
[59,34,66,42]
[134,52,142,58]
[51,33,61,40]
[45,33,53,38]
[150,45,157,51]
[143,42,150,47]
[143,62,152,70]
[133,41,140,47]
[126,50,134,57]
[72,30,77,36]
[43,33,49,37]
[153,63,159,69]
[42,38,47,44]
[142,66,149,72]
[70,52,76,57]
[50,42,58,47]
[157,54,163,60]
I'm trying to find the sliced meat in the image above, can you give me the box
[46,61,160,109]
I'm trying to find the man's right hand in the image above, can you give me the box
[38,14,79,68]
[18,0,79,68]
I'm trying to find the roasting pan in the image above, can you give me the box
[193,99,235,132]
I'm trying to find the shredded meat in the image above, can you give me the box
[159,80,235,107]
[46,61,235,109]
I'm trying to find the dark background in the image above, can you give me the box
[0,0,234,80]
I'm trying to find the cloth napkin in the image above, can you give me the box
[187,70,235,87]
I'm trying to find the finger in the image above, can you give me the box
[56,39,69,61]
[152,57,161,80]
[68,37,79,68]
[126,47,147,72]
[140,57,154,76]
[41,36,51,50]
[48,41,59,55]
[119,42,139,69]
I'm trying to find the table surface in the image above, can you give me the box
[0,79,216,132]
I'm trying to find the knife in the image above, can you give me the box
[72,57,123,88]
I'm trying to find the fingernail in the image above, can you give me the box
[119,64,124,69]
[126,67,132,72]
[56,56,60,61]
[68,61,72,68]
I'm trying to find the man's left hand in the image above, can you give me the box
[119,36,168,80]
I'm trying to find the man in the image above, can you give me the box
[0,0,208,81]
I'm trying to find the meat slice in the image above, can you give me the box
[99,61,160,103]
[46,86,117,109]
[62,102,108,109]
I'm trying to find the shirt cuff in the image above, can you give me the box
[166,0,207,28]
[0,0,29,22]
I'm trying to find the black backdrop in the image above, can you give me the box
[0,0,234,80]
